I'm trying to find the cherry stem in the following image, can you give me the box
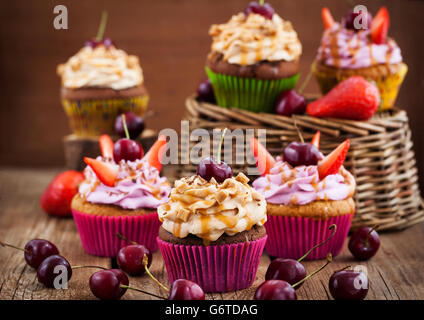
[293,120,304,143]
[0,240,27,253]
[216,128,227,165]
[120,285,166,300]
[121,115,130,140]
[143,254,170,292]
[292,253,333,288]
[336,265,352,273]
[298,66,313,95]
[298,224,337,262]
[96,11,108,42]
[72,265,107,270]
[116,232,138,245]
[364,225,379,246]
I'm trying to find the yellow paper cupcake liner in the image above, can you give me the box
[313,63,408,111]
[62,95,149,137]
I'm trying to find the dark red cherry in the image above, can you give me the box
[113,139,143,163]
[245,1,275,20]
[85,39,99,48]
[169,279,205,300]
[265,259,306,289]
[275,90,307,116]
[283,142,321,167]
[89,269,129,300]
[196,157,233,183]
[24,239,59,269]
[102,37,115,48]
[197,79,215,103]
[254,280,297,300]
[329,269,368,300]
[37,254,72,288]
[116,244,152,276]
[115,112,145,139]
[348,227,380,260]
[344,9,372,31]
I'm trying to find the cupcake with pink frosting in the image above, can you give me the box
[313,7,407,111]
[71,135,170,257]
[251,133,355,260]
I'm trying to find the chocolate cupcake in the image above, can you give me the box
[57,43,149,137]
[157,173,267,293]
[206,3,302,113]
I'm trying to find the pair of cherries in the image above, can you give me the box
[255,225,380,300]
[89,235,205,300]
[0,238,72,287]
[255,225,337,300]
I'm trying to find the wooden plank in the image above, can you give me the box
[0,167,423,300]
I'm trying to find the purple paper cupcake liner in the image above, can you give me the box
[72,209,161,257]
[265,214,353,260]
[157,235,267,293]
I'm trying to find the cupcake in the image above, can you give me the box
[251,134,356,260]
[206,1,302,113]
[71,135,170,257]
[157,150,267,292]
[57,40,148,137]
[314,7,407,111]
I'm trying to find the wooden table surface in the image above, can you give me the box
[1,167,423,300]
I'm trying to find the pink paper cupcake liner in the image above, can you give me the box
[265,214,353,260]
[157,235,267,293]
[72,209,161,257]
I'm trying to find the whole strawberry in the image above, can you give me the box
[40,170,84,217]
[306,76,380,120]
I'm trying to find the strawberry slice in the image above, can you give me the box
[144,135,167,172]
[99,134,114,159]
[318,139,350,179]
[84,157,118,187]
[311,131,321,149]
[321,7,335,29]
[250,137,276,176]
[371,7,390,44]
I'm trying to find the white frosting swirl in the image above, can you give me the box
[158,173,267,242]
[209,12,302,65]
[57,45,144,90]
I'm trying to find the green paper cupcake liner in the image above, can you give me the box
[62,95,149,137]
[206,67,299,113]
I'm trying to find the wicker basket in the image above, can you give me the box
[180,95,424,231]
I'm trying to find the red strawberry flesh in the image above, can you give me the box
[371,7,390,44]
[311,131,321,149]
[84,157,118,187]
[321,7,335,29]
[318,139,350,179]
[143,135,167,172]
[99,134,114,159]
[250,137,276,176]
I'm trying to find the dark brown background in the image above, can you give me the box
[0,0,423,192]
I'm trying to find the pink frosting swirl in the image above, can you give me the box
[316,22,402,69]
[252,157,355,205]
[79,157,171,210]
